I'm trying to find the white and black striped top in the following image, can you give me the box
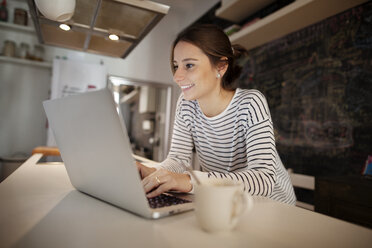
[160,88,296,205]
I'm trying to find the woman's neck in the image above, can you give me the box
[198,88,236,118]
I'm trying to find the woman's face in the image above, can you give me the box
[173,41,220,101]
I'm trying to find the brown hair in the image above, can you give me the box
[171,24,247,91]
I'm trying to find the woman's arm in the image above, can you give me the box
[159,96,194,172]
[139,96,195,197]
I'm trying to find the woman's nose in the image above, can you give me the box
[173,68,185,83]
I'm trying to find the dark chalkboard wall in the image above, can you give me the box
[237,2,372,176]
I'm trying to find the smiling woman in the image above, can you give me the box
[137,24,296,204]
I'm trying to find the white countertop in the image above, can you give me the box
[0,154,371,248]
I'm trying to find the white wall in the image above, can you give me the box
[0,0,220,157]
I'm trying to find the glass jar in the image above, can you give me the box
[13,8,28,26]
[2,40,16,57]
[18,42,29,59]
[33,45,44,61]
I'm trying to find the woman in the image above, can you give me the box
[137,24,296,205]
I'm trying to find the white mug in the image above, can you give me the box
[194,178,253,232]
[35,0,76,22]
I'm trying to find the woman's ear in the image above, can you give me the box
[217,57,228,77]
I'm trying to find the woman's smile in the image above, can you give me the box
[180,83,195,91]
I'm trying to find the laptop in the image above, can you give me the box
[43,88,193,219]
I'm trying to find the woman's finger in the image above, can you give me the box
[137,162,156,179]
[141,169,180,196]
[136,162,144,178]
[142,173,164,193]
[146,182,172,198]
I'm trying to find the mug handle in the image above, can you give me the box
[230,191,254,228]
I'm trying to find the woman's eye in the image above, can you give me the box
[186,64,194,69]
[173,65,178,71]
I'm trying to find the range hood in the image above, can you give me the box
[27,0,169,58]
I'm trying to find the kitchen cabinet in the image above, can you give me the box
[216,0,368,50]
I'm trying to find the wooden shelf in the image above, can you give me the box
[0,56,52,68]
[0,21,35,34]
[216,0,275,23]
[228,0,368,50]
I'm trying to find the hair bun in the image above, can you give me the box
[231,44,247,60]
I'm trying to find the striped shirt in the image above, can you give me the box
[160,88,296,204]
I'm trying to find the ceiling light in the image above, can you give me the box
[59,24,71,31]
[109,34,119,41]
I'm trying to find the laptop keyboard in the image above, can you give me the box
[147,194,191,209]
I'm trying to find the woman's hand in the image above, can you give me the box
[142,168,192,198]
[136,161,156,179]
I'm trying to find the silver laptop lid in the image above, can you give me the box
[43,89,152,218]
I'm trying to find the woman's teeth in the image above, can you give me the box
[181,84,194,89]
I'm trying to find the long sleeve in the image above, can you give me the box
[159,95,194,173]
